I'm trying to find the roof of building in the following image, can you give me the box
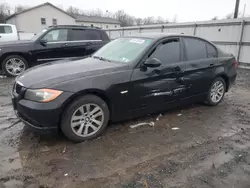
[75,15,120,24]
[6,2,75,20]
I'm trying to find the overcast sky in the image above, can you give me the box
[2,0,250,22]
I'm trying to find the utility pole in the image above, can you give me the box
[234,0,240,18]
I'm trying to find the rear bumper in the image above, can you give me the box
[12,91,73,130]
[227,73,237,91]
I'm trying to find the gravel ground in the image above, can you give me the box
[0,69,250,188]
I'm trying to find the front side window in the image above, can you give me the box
[42,29,68,42]
[184,38,207,61]
[31,29,47,41]
[150,39,181,64]
[0,26,13,34]
[93,37,153,63]
[41,18,46,25]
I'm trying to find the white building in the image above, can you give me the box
[6,3,76,33]
[6,2,121,34]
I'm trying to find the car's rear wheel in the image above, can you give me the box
[61,95,109,142]
[2,55,28,77]
[205,77,226,106]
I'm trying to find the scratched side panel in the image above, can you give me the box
[128,67,178,113]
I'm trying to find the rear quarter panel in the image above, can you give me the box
[216,55,237,91]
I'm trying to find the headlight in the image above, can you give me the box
[24,89,63,102]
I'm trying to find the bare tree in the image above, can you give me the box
[0,3,10,23]
[211,16,218,20]
[86,9,104,17]
[135,18,143,26]
[66,6,83,17]
[113,10,134,26]
[155,16,165,24]
[14,5,28,13]
[142,17,154,25]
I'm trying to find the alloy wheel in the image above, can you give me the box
[70,103,104,137]
[210,80,225,103]
[5,58,26,76]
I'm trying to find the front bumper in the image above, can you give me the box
[14,110,56,130]
[12,91,73,130]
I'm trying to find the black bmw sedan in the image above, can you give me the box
[12,33,237,142]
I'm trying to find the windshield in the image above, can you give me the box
[93,37,153,63]
[30,29,48,41]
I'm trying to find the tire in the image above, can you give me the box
[61,95,110,142]
[2,55,28,77]
[205,77,226,106]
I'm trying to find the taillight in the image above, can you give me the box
[234,59,238,69]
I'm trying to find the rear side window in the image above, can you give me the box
[0,26,13,34]
[150,39,181,64]
[184,38,207,61]
[206,43,217,58]
[69,29,102,41]
[84,30,102,40]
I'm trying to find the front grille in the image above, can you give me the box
[14,82,23,95]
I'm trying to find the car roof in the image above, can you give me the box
[48,25,103,30]
[123,32,195,40]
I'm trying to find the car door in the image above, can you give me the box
[181,37,218,98]
[128,37,187,114]
[32,28,71,63]
[67,29,106,58]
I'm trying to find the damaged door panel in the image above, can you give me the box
[129,67,177,110]
[129,37,188,113]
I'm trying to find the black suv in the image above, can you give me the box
[0,25,110,76]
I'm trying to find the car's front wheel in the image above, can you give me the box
[205,77,226,106]
[61,95,109,142]
[2,55,28,77]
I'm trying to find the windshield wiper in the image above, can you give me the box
[92,56,111,62]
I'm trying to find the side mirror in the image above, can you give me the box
[40,39,47,46]
[144,58,161,68]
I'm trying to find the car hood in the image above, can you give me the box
[0,40,33,47]
[17,57,128,89]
